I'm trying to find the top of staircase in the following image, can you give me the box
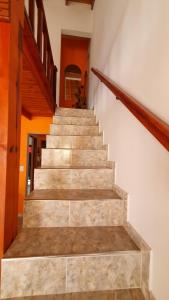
[55,108,94,118]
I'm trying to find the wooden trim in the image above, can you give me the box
[91,68,169,152]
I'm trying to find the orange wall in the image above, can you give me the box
[60,36,90,107]
[18,115,52,213]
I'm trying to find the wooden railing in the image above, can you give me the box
[91,68,169,151]
[26,0,57,107]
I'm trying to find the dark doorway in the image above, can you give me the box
[26,134,46,195]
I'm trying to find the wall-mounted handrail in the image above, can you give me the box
[91,68,169,151]
[27,0,57,107]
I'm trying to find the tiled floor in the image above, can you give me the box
[4,289,145,299]
[26,189,121,201]
[5,227,139,258]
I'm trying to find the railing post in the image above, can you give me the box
[29,0,35,34]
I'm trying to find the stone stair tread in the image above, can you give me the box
[3,288,146,300]
[4,226,139,259]
[52,124,98,127]
[26,189,121,200]
[36,166,112,169]
[48,134,103,138]
[47,134,103,137]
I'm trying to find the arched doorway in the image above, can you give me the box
[64,64,82,104]
[59,35,90,108]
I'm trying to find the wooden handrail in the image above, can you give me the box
[91,68,169,151]
[26,0,57,110]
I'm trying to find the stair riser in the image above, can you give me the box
[46,135,104,150]
[1,253,141,298]
[53,116,96,126]
[56,108,94,118]
[41,149,107,167]
[50,125,99,136]
[23,199,125,227]
[34,169,114,190]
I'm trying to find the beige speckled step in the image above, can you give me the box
[56,108,94,118]
[23,188,125,228]
[50,124,100,136]
[1,227,141,298]
[2,289,146,300]
[41,149,108,167]
[46,135,105,150]
[34,167,114,190]
[53,115,97,126]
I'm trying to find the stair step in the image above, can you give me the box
[23,199,125,227]
[46,135,105,150]
[2,289,146,300]
[41,149,108,167]
[1,227,141,298]
[34,167,114,190]
[50,124,100,136]
[23,188,124,227]
[26,189,121,200]
[4,227,139,258]
[53,115,97,125]
[56,108,94,118]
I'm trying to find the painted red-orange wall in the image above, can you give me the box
[18,116,52,213]
[60,35,90,107]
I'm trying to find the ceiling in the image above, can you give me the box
[65,0,95,10]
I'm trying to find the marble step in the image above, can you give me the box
[41,149,108,167]
[53,115,97,126]
[2,289,146,300]
[34,167,114,190]
[1,227,141,298]
[46,135,105,150]
[50,124,100,136]
[23,189,125,228]
[56,108,94,118]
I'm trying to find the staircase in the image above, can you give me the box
[0,108,149,300]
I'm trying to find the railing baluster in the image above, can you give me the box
[53,66,57,102]
[43,32,47,72]
[29,0,35,34]
[37,7,43,59]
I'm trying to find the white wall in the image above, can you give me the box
[89,1,169,299]
[43,0,93,104]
